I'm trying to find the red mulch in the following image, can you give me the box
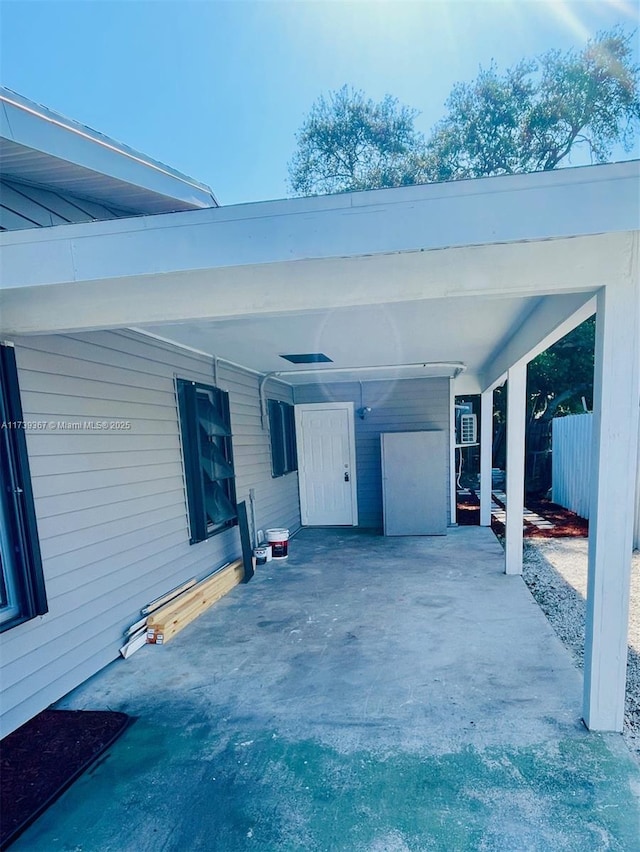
[0,709,131,849]
[457,492,588,538]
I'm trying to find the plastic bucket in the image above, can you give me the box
[266,528,289,560]
[254,546,269,566]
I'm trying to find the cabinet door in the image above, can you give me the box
[381,431,447,536]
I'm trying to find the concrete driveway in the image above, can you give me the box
[15,527,640,851]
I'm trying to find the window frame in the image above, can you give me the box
[0,343,47,633]
[176,378,237,544]
[268,399,298,478]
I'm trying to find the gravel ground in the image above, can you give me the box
[522,538,640,762]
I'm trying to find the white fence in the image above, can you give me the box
[552,413,640,549]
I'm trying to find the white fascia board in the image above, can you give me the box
[0,160,638,291]
[480,292,598,390]
[0,233,633,336]
[0,90,217,209]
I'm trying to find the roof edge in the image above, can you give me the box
[0,87,218,209]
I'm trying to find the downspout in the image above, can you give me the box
[259,372,278,430]
[449,378,457,526]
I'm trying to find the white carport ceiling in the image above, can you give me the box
[139,295,546,385]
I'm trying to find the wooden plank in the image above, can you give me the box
[141,578,197,615]
[146,561,239,624]
[149,563,242,631]
[152,584,234,642]
[149,576,236,632]
[147,560,242,625]
[147,561,243,644]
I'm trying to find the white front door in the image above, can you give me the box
[295,403,358,526]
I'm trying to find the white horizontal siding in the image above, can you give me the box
[220,366,301,536]
[0,330,300,736]
[294,378,450,529]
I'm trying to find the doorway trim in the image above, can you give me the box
[294,402,358,526]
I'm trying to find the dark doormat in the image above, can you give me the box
[0,709,131,849]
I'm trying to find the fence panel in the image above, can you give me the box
[553,413,640,550]
[552,413,593,519]
[636,421,640,550]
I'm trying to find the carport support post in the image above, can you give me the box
[505,362,526,575]
[583,275,640,732]
[480,388,493,527]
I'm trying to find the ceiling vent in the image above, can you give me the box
[280,353,333,364]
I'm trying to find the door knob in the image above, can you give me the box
[344,472,350,482]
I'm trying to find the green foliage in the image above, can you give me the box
[287,85,428,195]
[491,318,595,484]
[527,316,595,420]
[426,27,640,180]
[287,31,635,490]
[289,29,639,195]
[494,317,595,427]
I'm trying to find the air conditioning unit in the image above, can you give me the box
[455,403,478,446]
[459,413,477,445]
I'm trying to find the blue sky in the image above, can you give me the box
[1,0,638,204]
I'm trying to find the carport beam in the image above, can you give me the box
[480,388,493,527]
[505,362,526,575]
[583,274,640,732]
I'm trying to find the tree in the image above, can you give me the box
[287,85,428,195]
[491,317,596,493]
[526,317,595,421]
[287,30,637,495]
[426,27,640,181]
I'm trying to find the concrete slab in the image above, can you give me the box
[15,527,640,851]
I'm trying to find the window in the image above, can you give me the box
[0,344,47,632]
[268,399,298,478]
[176,379,237,543]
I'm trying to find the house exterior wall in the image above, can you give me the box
[0,329,300,736]
[293,377,450,529]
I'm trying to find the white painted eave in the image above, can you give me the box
[0,88,218,213]
[0,163,636,390]
[480,292,598,391]
[1,160,637,291]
